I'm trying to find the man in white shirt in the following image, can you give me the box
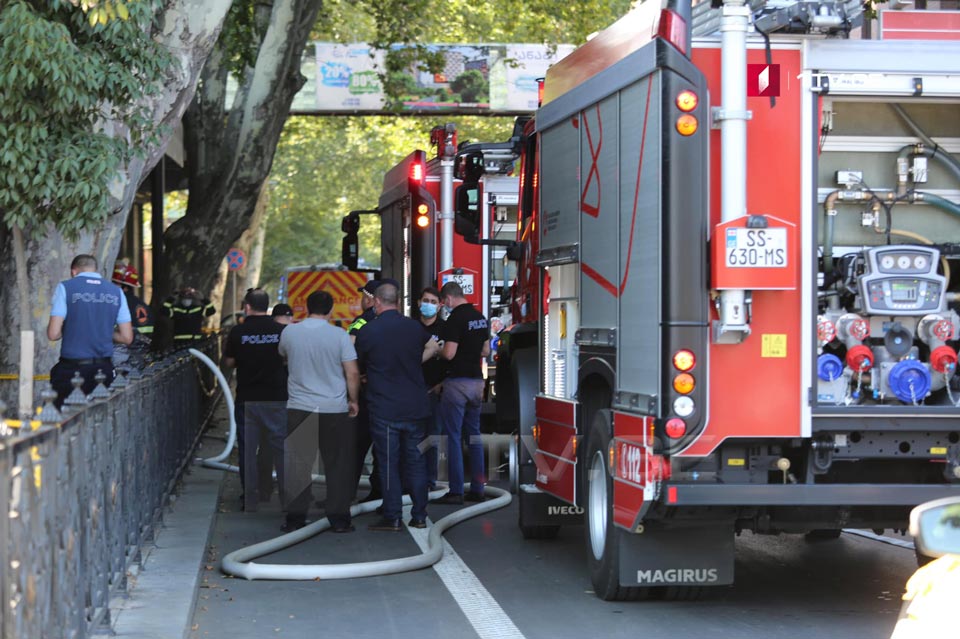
[278,290,360,533]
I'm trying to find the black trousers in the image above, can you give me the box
[353,398,382,498]
[283,409,357,526]
[51,360,115,408]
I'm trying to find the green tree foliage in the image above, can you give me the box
[0,0,171,236]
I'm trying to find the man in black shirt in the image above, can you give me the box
[356,283,439,530]
[436,281,490,504]
[418,286,446,490]
[223,288,288,512]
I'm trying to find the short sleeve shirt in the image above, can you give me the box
[355,310,430,421]
[420,318,447,387]
[50,272,132,323]
[279,318,356,413]
[224,315,287,403]
[440,303,488,379]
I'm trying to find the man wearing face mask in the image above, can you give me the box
[417,286,446,490]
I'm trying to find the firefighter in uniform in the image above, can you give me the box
[163,287,216,347]
[47,254,134,407]
[111,263,153,369]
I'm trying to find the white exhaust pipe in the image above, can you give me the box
[716,0,752,341]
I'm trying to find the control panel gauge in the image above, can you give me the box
[860,246,945,316]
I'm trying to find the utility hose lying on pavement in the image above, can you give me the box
[189,348,513,581]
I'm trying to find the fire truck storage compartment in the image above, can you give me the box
[542,264,579,400]
[812,42,960,412]
[538,68,668,406]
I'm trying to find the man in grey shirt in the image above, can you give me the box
[278,290,360,533]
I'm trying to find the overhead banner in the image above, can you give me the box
[292,42,574,114]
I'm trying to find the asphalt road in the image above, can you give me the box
[189,460,916,639]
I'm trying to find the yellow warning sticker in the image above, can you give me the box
[930,447,947,455]
[727,458,746,467]
[761,334,788,358]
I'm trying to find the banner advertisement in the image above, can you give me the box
[304,42,574,114]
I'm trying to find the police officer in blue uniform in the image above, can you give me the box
[47,254,134,407]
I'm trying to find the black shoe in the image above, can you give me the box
[433,493,464,505]
[465,492,486,503]
[408,519,427,529]
[331,522,355,533]
[368,517,403,532]
[280,517,308,533]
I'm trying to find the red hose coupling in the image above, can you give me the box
[930,345,958,374]
[846,345,874,372]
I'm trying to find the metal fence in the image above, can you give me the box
[0,340,221,639]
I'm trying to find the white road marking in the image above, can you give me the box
[843,528,915,550]
[404,506,526,639]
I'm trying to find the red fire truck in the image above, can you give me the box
[455,0,960,600]
[343,123,524,410]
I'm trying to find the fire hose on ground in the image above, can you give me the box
[189,348,512,580]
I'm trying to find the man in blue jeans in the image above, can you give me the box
[436,281,490,505]
[355,283,439,531]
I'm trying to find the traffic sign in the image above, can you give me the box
[227,248,246,272]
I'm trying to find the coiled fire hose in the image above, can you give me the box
[189,348,512,580]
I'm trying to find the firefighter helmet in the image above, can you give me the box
[112,264,141,288]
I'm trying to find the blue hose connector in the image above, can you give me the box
[817,353,844,381]
[889,360,931,404]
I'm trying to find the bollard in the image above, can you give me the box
[90,369,111,401]
[63,371,88,410]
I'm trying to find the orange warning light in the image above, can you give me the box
[676,115,698,136]
[676,90,698,112]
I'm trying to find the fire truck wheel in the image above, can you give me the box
[584,410,651,602]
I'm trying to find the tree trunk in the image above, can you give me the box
[213,184,271,323]
[157,0,324,315]
[0,0,232,406]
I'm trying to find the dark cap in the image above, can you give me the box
[359,279,381,295]
[271,303,293,317]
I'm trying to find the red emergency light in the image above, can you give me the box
[657,9,688,55]
[536,77,545,107]
[410,161,425,184]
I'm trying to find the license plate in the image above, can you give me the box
[724,228,787,268]
[441,273,474,295]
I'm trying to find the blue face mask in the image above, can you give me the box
[420,302,439,318]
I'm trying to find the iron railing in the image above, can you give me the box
[0,340,221,639]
